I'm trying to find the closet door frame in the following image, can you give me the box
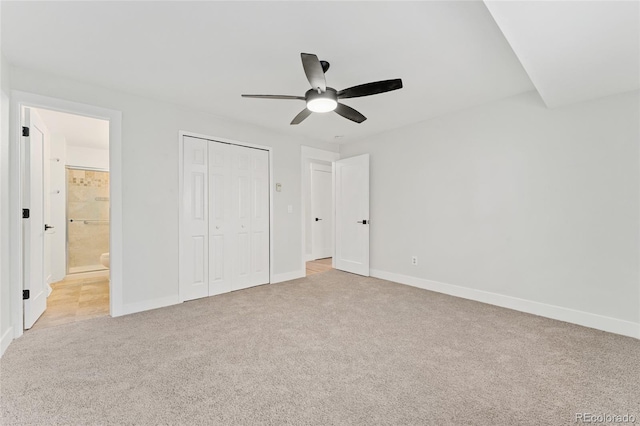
[178,131,273,303]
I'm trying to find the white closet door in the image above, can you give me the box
[208,142,232,296]
[249,148,270,285]
[181,136,209,301]
[181,137,270,300]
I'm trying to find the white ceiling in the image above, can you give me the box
[1,1,534,144]
[34,108,109,150]
[485,1,640,108]
[2,2,637,143]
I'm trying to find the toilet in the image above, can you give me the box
[100,252,110,268]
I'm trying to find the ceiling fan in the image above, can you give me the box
[242,53,403,125]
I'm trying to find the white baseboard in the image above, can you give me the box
[120,295,180,316]
[370,269,640,340]
[271,270,305,284]
[1,327,14,357]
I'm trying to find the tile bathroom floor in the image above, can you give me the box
[30,275,110,331]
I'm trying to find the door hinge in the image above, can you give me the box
[23,290,30,300]
[22,208,30,219]
[22,126,29,137]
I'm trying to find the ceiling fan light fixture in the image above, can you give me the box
[305,87,338,113]
[307,97,337,113]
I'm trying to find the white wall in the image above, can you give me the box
[1,51,13,354]
[341,90,640,337]
[10,66,338,312]
[66,145,109,170]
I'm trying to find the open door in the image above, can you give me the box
[22,108,50,328]
[334,154,369,276]
[311,163,333,260]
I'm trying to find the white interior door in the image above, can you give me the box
[334,154,370,276]
[181,136,209,301]
[311,164,333,260]
[23,108,48,328]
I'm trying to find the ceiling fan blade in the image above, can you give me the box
[291,108,312,125]
[334,103,367,123]
[337,79,403,99]
[301,53,326,92]
[242,94,305,100]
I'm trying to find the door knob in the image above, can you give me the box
[356,220,368,225]
[315,218,322,221]
[44,224,55,230]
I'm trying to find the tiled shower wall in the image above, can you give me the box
[67,168,110,273]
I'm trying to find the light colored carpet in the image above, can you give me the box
[1,270,639,425]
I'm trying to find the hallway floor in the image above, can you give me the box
[306,257,333,276]
[30,274,110,331]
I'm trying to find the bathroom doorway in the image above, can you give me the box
[27,107,110,331]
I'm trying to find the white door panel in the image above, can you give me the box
[335,154,369,276]
[311,164,333,260]
[181,136,209,301]
[23,108,48,328]
[208,142,232,296]
[250,149,270,284]
[231,145,252,290]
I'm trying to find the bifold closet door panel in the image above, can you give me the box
[231,145,253,291]
[250,148,270,286]
[181,136,209,301]
[208,142,233,296]
[230,145,270,291]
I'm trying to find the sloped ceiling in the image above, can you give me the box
[485,1,640,108]
[1,1,534,143]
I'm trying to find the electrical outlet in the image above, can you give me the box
[411,256,418,266]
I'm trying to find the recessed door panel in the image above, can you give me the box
[252,231,267,273]
[192,172,205,220]
[193,236,205,284]
[237,231,250,277]
[238,176,250,219]
[210,174,225,221]
[211,235,225,281]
